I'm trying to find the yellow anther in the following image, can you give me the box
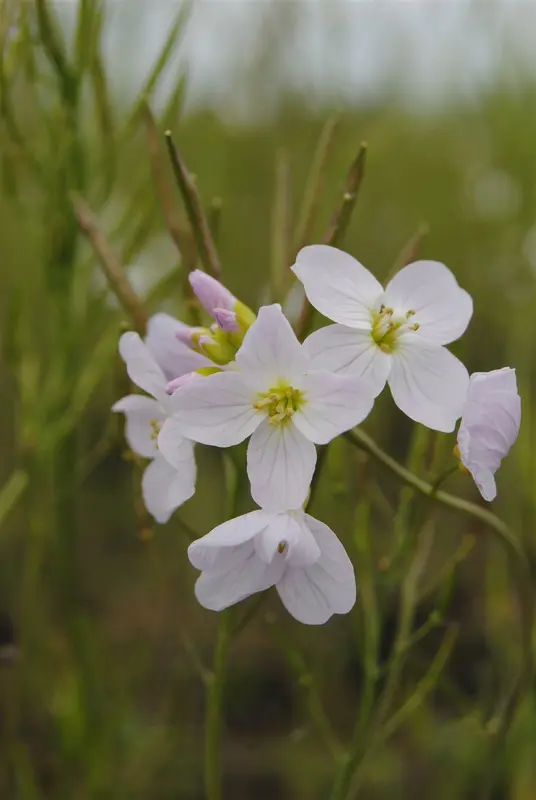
[277,541,287,554]
[254,383,304,426]
[406,309,416,318]
[150,419,161,440]
[409,323,420,331]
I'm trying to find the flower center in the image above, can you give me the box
[253,383,304,426]
[370,305,420,353]
[150,419,162,440]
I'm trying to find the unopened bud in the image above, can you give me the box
[189,270,236,315]
[175,326,205,349]
[213,307,240,333]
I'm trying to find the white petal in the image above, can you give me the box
[303,324,391,394]
[457,368,521,501]
[194,552,284,612]
[112,394,163,458]
[141,455,194,524]
[247,420,316,511]
[467,367,518,398]
[389,340,469,432]
[156,418,195,470]
[294,370,375,445]
[145,312,212,379]
[118,332,168,401]
[188,511,272,570]
[276,514,356,624]
[255,512,320,566]
[235,304,308,388]
[383,260,473,345]
[166,370,260,447]
[291,245,382,328]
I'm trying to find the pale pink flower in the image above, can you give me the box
[457,367,521,501]
[159,304,376,511]
[188,507,356,625]
[292,245,473,432]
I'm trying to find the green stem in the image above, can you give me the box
[344,427,534,782]
[204,610,231,800]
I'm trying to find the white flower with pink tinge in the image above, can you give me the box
[112,332,196,523]
[292,245,473,432]
[188,507,356,625]
[457,367,521,501]
[159,304,376,512]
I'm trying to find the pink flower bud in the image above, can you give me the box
[213,307,240,332]
[175,326,204,348]
[189,270,235,315]
[166,373,195,395]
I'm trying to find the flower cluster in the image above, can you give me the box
[114,247,521,624]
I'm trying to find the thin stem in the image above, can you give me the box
[296,143,367,339]
[164,131,222,279]
[204,609,231,800]
[344,427,534,773]
[266,614,344,763]
[344,429,524,559]
[305,443,329,512]
[71,194,147,334]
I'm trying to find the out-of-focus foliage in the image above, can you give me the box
[0,2,535,798]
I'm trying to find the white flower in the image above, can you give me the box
[112,332,196,523]
[457,367,521,501]
[188,507,356,625]
[159,304,376,511]
[145,312,212,380]
[292,245,473,432]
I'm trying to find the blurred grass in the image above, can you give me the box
[1,2,536,798]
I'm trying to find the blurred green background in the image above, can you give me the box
[1,1,536,798]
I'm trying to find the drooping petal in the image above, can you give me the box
[235,304,308,388]
[388,340,469,432]
[188,510,271,570]
[276,514,356,624]
[194,552,285,611]
[112,394,163,458]
[293,370,375,445]
[383,260,473,345]
[165,370,260,447]
[291,245,382,328]
[247,420,316,511]
[255,512,320,566]
[145,313,212,378]
[303,324,391,394]
[457,368,521,501]
[119,331,168,401]
[141,455,194,524]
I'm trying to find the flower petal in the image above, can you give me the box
[293,370,375,445]
[141,455,194,524]
[255,512,320,566]
[119,331,168,401]
[247,420,316,511]
[389,340,469,432]
[112,394,163,458]
[188,510,271,570]
[194,552,284,611]
[235,304,308,388]
[156,419,195,471]
[145,313,212,379]
[303,324,391,394]
[383,260,473,345]
[291,245,382,328]
[166,371,260,447]
[457,368,521,501]
[276,515,356,624]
